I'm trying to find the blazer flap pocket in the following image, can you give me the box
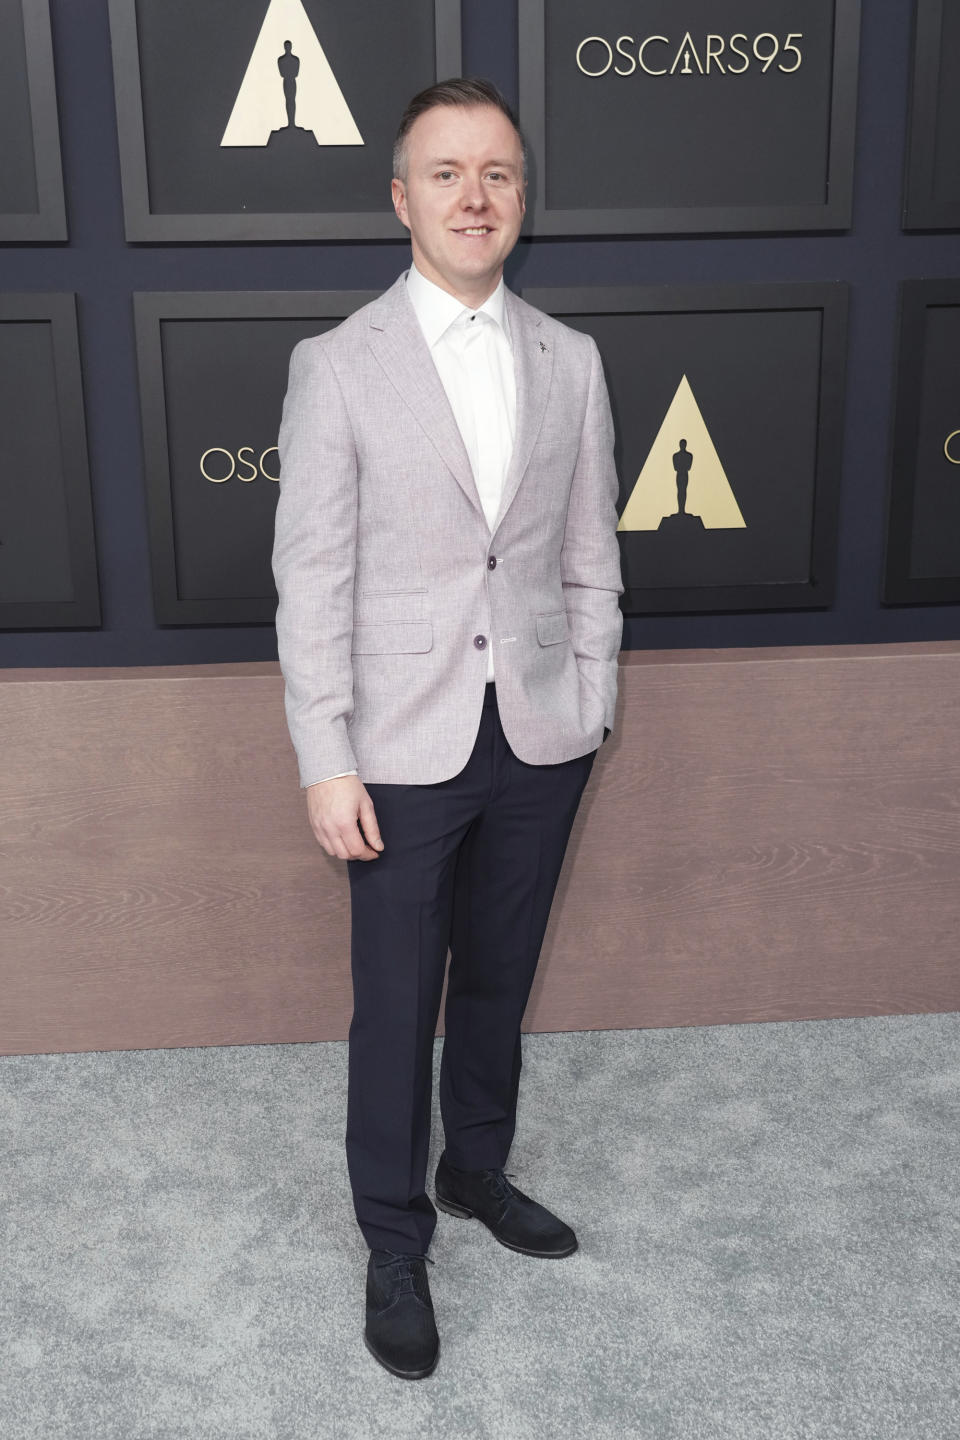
[355,587,427,626]
[536,610,570,646]
[351,620,433,655]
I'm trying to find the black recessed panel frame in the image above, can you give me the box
[109,0,462,242]
[522,283,849,616]
[902,1,960,230]
[518,0,861,236]
[134,290,379,625]
[0,0,66,241]
[883,279,960,605]
[0,294,99,628]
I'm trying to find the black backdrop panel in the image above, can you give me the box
[0,0,66,240]
[0,0,38,216]
[520,0,860,234]
[903,1,960,229]
[110,0,461,240]
[134,292,379,624]
[0,295,99,628]
[523,285,848,614]
[884,281,960,603]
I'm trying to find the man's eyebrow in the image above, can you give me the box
[425,157,520,169]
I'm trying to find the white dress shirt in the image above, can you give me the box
[315,262,517,782]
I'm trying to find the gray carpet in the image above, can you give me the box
[2,1013,958,1439]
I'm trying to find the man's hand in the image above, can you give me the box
[305,776,384,860]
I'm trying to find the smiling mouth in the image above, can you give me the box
[454,226,494,236]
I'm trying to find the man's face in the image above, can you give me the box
[391,103,526,305]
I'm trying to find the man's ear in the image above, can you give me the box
[391,178,410,230]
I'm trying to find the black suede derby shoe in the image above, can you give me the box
[364,1249,439,1380]
[434,1151,578,1258]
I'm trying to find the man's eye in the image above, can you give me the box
[487,172,505,182]
[436,171,454,181]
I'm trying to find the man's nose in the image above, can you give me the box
[459,175,488,209]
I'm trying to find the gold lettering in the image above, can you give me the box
[236,446,257,482]
[705,35,726,74]
[576,36,612,77]
[670,32,704,76]
[780,33,802,72]
[753,33,780,72]
[727,34,750,73]
[638,35,668,76]
[200,446,235,483]
[614,35,636,77]
[574,32,801,79]
[945,430,960,465]
[199,446,280,481]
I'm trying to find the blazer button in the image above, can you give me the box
[474,634,487,649]
[487,555,497,569]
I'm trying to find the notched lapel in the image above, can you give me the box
[492,294,555,536]
[366,281,484,522]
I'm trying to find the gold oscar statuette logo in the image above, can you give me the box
[575,32,803,78]
[618,375,746,533]
[945,430,960,465]
[200,446,280,482]
[222,0,362,147]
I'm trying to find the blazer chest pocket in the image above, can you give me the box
[351,620,433,654]
[536,610,570,646]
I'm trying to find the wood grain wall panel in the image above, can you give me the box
[533,644,960,1033]
[1,644,958,1056]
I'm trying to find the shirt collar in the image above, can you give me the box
[405,262,510,349]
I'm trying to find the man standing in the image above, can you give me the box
[272,78,623,1379]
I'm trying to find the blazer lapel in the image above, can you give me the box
[492,290,554,537]
[366,275,485,523]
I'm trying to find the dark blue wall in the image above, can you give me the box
[2,0,959,668]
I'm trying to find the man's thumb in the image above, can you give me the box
[359,796,384,850]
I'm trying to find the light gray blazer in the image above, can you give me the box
[271,272,624,788]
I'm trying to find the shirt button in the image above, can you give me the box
[487,555,497,570]
[474,634,487,649]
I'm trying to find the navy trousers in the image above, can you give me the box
[345,680,597,1254]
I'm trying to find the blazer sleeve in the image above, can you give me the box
[272,338,360,788]
[561,336,625,732]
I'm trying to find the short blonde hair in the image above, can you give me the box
[392,77,528,184]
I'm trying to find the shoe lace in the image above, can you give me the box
[374,1250,435,1296]
[482,1169,518,1209]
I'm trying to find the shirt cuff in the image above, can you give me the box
[306,769,358,786]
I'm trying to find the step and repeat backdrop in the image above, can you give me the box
[1,0,958,652]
